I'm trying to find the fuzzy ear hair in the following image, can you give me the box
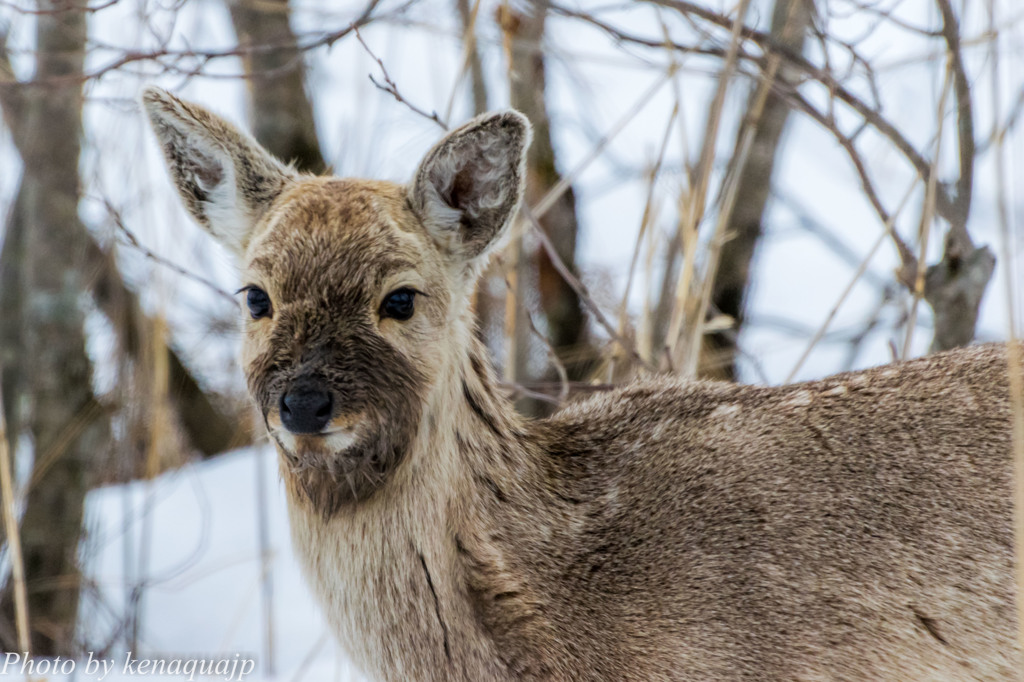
[141,86,295,256]
[409,111,532,264]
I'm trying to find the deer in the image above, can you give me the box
[141,86,1021,681]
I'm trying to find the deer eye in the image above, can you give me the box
[380,288,417,321]
[244,286,272,320]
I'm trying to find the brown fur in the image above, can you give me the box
[143,87,1021,680]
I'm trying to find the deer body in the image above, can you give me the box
[143,88,1020,680]
[293,343,1018,681]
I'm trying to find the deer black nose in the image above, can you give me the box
[279,385,333,434]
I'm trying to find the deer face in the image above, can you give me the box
[142,88,530,512]
[240,179,441,505]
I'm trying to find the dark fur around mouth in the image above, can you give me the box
[251,320,425,517]
[273,417,417,517]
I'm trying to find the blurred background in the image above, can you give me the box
[0,0,1021,678]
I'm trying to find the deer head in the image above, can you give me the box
[142,87,531,513]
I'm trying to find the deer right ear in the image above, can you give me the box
[141,87,295,256]
[409,111,531,267]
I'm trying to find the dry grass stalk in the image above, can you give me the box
[501,243,524,385]
[663,0,751,373]
[0,380,30,653]
[498,0,524,387]
[679,0,807,376]
[662,190,699,372]
[638,210,662,365]
[256,439,277,676]
[129,310,173,649]
[1005,265,1024,682]
[609,104,677,380]
[147,313,171,479]
[987,1,1024,665]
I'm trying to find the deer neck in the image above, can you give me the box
[282,328,534,681]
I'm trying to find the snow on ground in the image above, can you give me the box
[1,446,367,681]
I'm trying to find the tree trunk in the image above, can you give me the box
[920,0,991,353]
[704,0,813,380]
[228,0,327,174]
[503,2,590,411]
[0,191,26,463]
[0,1,109,654]
[456,0,489,117]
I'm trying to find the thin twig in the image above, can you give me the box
[99,197,237,305]
[785,179,918,382]
[289,631,329,682]
[611,104,677,379]
[0,0,120,15]
[531,69,673,221]
[548,0,960,224]
[354,26,448,130]
[788,91,915,267]
[521,205,654,372]
[14,0,386,86]
[445,0,486,122]
[497,266,571,404]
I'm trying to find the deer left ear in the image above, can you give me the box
[141,86,295,257]
[409,111,532,265]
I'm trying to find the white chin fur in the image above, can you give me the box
[324,429,358,452]
[274,428,359,454]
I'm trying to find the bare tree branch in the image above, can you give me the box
[921,0,994,352]
[523,206,653,373]
[355,26,448,130]
[548,0,960,224]
[936,0,975,249]
[12,0,391,87]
